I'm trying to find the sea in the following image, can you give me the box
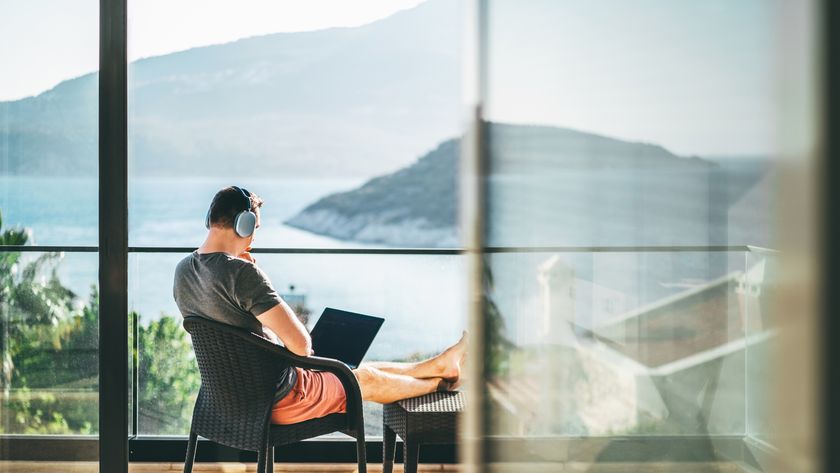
[0,164,772,360]
[0,175,467,361]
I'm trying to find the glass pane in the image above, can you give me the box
[130,252,465,436]
[745,249,777,447]
[0,2,98,247]
[0,251,99,434]
[128,1,462,249]
[0,0,99,465]
[483,0,778,249]
[485,251,746,436]
[480,0,786,470]
[0,178,97,246]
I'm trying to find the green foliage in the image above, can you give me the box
[3,286,98,434]
[12,286,97,389]
[0,210,28,273]
[1,210,201,435]
[1,211,79,393]
[5,386,96,434]
[137,314,200,434]
[484,259,514,378]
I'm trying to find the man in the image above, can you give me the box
[174,186,465,425]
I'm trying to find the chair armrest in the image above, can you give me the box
[243,332,365,430]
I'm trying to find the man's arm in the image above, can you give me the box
[256,299,313,356]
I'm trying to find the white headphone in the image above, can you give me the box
[205,186,257,238]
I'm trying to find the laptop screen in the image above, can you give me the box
[310,307,384,368]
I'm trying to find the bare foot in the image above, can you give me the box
[437,377,462,392]
[436,330,467,383]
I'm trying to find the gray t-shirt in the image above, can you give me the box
[173,250,297,400]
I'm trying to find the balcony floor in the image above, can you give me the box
[0,462,751,473]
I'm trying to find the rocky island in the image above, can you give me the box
[284,123,761,248]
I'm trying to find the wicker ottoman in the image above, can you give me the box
[382,391,464,473]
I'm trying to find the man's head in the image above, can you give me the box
[205,186,264,245]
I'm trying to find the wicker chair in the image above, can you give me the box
[182,316,367,473]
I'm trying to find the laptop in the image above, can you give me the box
[310,307,384,368]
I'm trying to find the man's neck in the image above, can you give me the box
[198,229,245,257]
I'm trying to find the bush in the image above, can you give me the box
[1,209,200,435]
[137,314,200,434]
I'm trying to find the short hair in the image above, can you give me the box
[207,186,264,229]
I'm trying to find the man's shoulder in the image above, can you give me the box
[174,252,193,270]
[236,259,271,283]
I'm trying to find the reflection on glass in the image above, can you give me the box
[480,0,784,470]
[745,249,777,446]
[130,252,466,436]
[486,251,749,437]
[483,0,778,249]
[485,124,776,248]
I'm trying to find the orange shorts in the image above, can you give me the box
[271,367,347,425]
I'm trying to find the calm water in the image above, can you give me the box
[0,165,769,357]
[0,175,467,360]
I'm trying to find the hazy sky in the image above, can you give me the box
[483,0,780,156]
[0,0,782,156]
[0,0,424,101]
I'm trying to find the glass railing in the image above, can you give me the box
[0,250,99,436]
[127,249,467,437]
[0,244,778,469]
[479,245,778,470]
[744,247,778,451]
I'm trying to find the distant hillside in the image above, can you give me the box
[286,123,775,248]
[0,0,459,177]
[286,137,459,247]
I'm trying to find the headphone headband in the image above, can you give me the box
[231,186,252,212]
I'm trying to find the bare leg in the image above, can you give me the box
[353,365,445,404]
[360,359,441,379]
[360,331,467,381]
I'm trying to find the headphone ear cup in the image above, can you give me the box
[234,211,257,238]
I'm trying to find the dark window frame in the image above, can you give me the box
[99,0,129,471]
[823,0,839,472]
[0,434,768,468]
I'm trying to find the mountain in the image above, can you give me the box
[0,0,460,177]
[286,135,459,247]
[285,123,776,248]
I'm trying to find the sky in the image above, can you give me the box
[0,0,424,101]
[483,0,780,156]
[0,0,783,156]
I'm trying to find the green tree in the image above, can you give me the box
[484,259,514,377]
[1,209,77,393]
[137,314,200,434]
[1,208,31,394]
[0,207,99,433]
[1,209,201,435]
[5,287,98,434]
